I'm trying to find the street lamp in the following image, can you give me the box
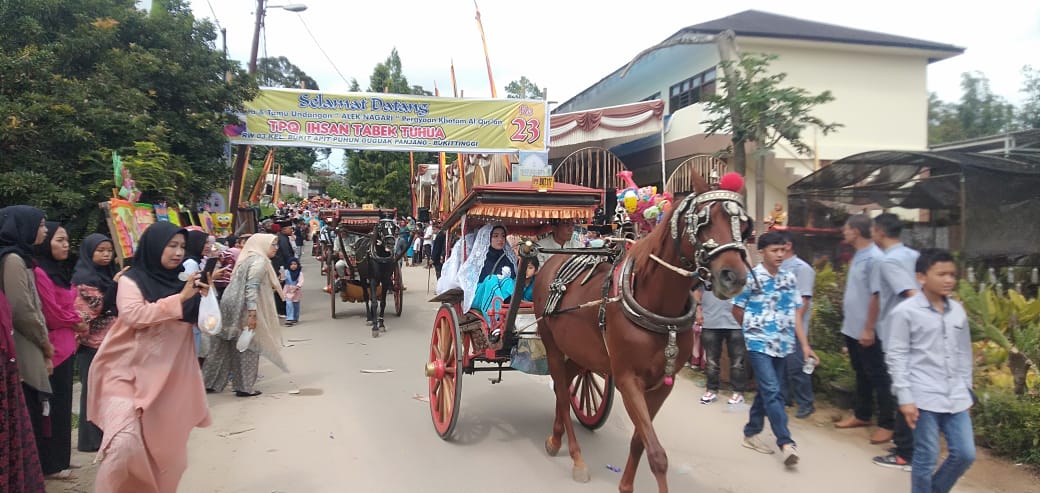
[230,1,308,232]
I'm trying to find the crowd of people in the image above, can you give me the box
[0,205,304,492]
[0,198,978,492]
[693,213,974,492]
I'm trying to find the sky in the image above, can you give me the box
[173,0,1038,106]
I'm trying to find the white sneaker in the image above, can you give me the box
[727,393,745,405]
[782,444,799,466]
[700,391,718,404]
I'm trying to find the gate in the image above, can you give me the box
[665,154,727,196]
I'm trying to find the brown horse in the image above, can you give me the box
[531,172,751,493]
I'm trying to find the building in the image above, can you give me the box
[552,10,963,222]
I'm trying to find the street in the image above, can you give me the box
[56,254,1037,493]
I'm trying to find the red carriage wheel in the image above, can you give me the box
[427,303,464,439]
[569,368,614,430]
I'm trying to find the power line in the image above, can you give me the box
[203,0,222,30]
[295,14,352,87]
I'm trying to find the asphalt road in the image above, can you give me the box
[168,253,1033,493]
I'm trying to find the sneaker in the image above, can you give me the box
[782,444,800,466]
[727,393,745,405]
[872,453,911,471]
[700,391,718,404]
[742,434,775,455]
[796,406,816,419]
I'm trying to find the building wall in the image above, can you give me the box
[555,35,936,226]
[740,38,931,159]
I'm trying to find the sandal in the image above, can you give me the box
[234,390,262,397]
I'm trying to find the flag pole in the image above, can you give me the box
[474,1,512,181]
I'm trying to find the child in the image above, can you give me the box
[283,258,304,326]
[522,257,539,302]
[885,249,975,493]
[731,231,818,467]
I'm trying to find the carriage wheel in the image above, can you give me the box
[569,369,614,430]
[327,259,337,319]
[393,270,403,317]
[427,303,463,440]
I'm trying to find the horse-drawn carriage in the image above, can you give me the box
[425,181,616,438]
[424,173,755,491]
[324,208,404,329]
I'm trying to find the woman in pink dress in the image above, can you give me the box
[88,222,212,492]
[31,221,84,479]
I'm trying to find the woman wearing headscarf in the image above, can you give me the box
[87,222,212,492]
[203,234,288,397]
[31,222,83,478]
[438,224,518,331]
[71,234,123,452]
[0,209,47,493]
[0,206,53,451]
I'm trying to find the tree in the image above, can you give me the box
[251,56,329,176]
[1018,65,1040,130]
[505,76,544,99]
[701,52,841,176]
[0,0,253,239]
[928,92,966,145]
[256,56,318,90]
[956,72,1016,138]
[343,48,436,213]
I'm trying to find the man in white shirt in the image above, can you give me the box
[536,220,580,265]
[422,222,435,268]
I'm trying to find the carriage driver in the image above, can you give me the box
[332,226,353,280]
[536,219,581,265]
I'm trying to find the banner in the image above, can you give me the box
[226,87,547,153]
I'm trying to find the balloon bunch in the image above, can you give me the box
[615,171,674,232]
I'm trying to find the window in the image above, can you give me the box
[668,67,717,114]
[640,92,661,102]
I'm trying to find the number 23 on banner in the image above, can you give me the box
[510,118,541,144]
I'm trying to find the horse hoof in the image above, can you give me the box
[572,465,591,483]
[371,330,379,338]
[544,436,561,457]
[379,324,387,332]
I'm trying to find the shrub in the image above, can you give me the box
[810,264,847,354]
[972,388,1040,465]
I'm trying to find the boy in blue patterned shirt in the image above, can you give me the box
[732,232,818,467]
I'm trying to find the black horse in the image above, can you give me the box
[355,219,399,338]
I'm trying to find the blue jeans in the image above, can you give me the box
[911,410,975,493]
[783,343,815,415]
[744,351,794,449]
[286,301,301,322]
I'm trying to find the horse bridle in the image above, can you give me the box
[668,189,753,289]
[369,220,398,264]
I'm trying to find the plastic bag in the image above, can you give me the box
[198,289,222,336]
[236,327,254,352]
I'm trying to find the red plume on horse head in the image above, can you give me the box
[719,172,744,193]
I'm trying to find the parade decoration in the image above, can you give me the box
[227,87,546,153]
[112,151,141,203]
[615,170,673,232]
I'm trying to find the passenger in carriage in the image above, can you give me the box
[435,224,519,332]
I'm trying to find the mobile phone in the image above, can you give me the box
[201,258,219,282]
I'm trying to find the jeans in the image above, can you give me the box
[911,410,975,493]
[783,343,815,415]
[744,351,794,449]
[286,301,301,322]
[845,335,895,429]
[700,329,747,392]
